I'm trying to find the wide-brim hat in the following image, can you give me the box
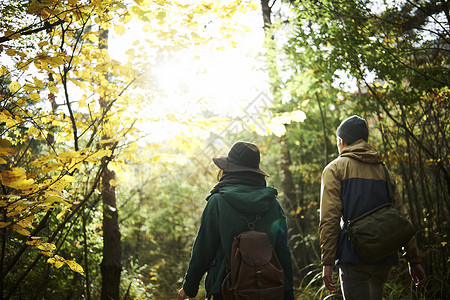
[212,141,269,176]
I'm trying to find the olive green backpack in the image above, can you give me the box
[344,164,416,264]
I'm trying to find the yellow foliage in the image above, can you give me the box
[0,168,35,190]
[9,81,21,93]
[68,78,86,89]
[48,256,65,269]
[65,259,85,275]
[0,146,14,157]
[13,224,30,236]
[48,84,59,94]
[0,0,259,280]
[38,242,56,252]
[26,240,42,246]
[0,222,11,228]
[17,215,34,228]
[30,153,56,167]
[114,25,126,35]
[29,92,40,101]
[49,175,77,192]
[6,48,16,56]
[56,209,67,219]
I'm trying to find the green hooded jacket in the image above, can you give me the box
[182,185,294,299]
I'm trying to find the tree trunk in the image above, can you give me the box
[316,93,330,165]
[83,213,91,300]
[100,161,121,300]
[259,0,297,214]
[260,0,302,272]
[99,27,122,300]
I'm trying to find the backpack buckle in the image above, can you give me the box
[240,214,260,230]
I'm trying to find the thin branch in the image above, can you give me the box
[0,20,64,44]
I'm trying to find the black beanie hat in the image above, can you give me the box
[336,115,369,145]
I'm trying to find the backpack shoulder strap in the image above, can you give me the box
[240,214,261,231]
[381,163,394,202]
[222,210,261,271]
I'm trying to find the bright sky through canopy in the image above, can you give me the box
[108,3,270,120]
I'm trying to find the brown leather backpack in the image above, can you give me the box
[221,215,285,299]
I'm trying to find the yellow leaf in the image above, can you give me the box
[125,48,135,58]
[131,5,142,15]
[26,240,42,246]
[68,78,86,89]
[61,175,77,183]
[48,256,65,268]
[0,222,10,228]
[49,175,76,191]
[88,33,98,43]
[6,48,16,56]
[9,81,21,93]
[142,23,152,32]
[29,92,40,101]
[65,259,84,275]
[156,11,166,21]
[0,139,12,148]
[0,158,7,164]
[56,209,67,219]
[13,224,30,236]
[41,250,54,257]
[166,114,178,121]
[38,242,56,251]
[41,8,50,19]
[290,110,307,122]
[27,126,40,138]
[114,25,125,35]
[266,121,286,137]
[17,215,34,228]
[17,98,26,106]
[85,149,112,162]
[49,85,59,94]
[98,137,125,144]
[0,168,35,189]
[0,146,14,156]
[191,32,201,41]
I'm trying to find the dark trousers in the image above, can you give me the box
[339,262,392,300]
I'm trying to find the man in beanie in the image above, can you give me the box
[177,141,294,300]
[319,115,425,299]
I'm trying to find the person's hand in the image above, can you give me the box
[177,287,188,300]
[322,265,336,291]
[409,263,426,287]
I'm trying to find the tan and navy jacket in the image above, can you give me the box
[319,140,421,265]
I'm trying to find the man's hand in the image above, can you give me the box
[323,265,336,291]
[177,288,188,300]
[409,263,426,287]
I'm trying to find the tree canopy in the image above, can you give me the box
[0,0,448,299]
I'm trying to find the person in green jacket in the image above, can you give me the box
[177,141,294,300]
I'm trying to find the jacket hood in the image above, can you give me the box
[218,185,277,214]
[339,139,382,164]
